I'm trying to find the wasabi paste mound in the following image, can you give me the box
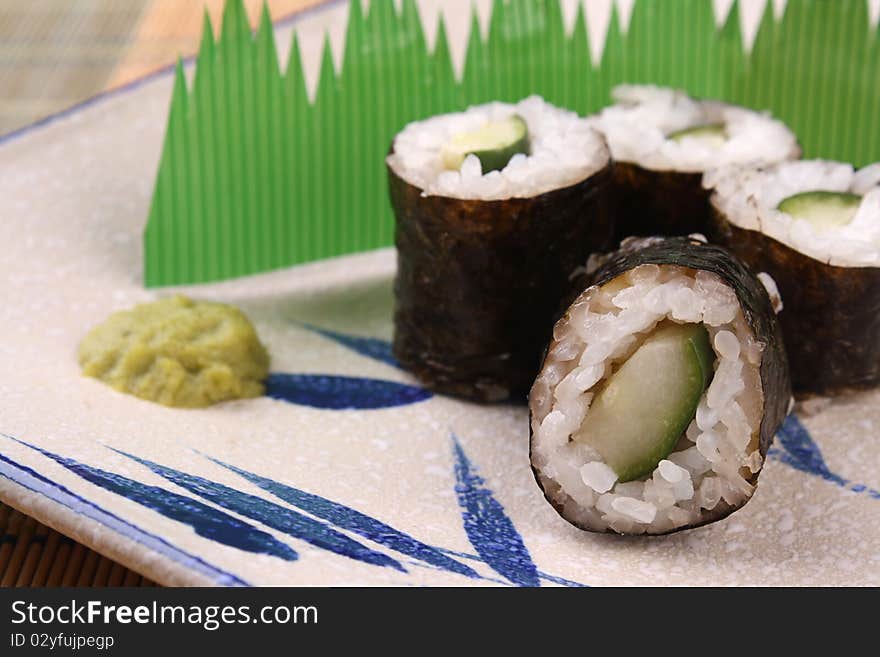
[78,295,269,408]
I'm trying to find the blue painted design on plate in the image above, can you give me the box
[451,434,540,587]
[113,449,404,572]
[536,572,589,588]
[12,438,299,562]
[265,373,431,409]
[772,415,880,499]
[303,325,399,369]
[2,435,591,586]
[437,548,587,587]
[0,447,248,586]
[775,415,847,485]
[205,455,478,578]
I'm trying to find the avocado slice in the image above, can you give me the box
[441,114,530,173]
[667,123,727,148]
[777,190,862,233]
[573,322,714,482]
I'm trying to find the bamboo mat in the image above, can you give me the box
[0,502,156,587]
[0,0,325,587]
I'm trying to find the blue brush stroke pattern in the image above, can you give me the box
[205,455,478,579]
[0,448,248,586]
[266,373,431,409]
[451,434,540,587]
[4,436,590,586]
[437,548,586,587]
[536,572,589,588]
[303,325,399,369]
[113,449,404,572]
[12,438,299,562]
[771,415,880,499]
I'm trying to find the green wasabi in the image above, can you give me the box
[78,296,269,408]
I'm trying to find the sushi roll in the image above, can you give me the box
[387,97,613,402]
[592,85,800,242]
[705,160,880,396]
[529,237,790,535]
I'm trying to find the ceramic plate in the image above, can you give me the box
[0,6,878,587]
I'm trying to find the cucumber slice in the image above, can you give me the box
[777,191,862,232]
[667,123,727,148]
[441,114,530,173]
[573,322,714,483]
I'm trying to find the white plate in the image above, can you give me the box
[0,7,878,587]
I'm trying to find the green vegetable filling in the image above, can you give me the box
[667,123,727,148]
[573,322,714,482]
[440,114,530,173]
[777,190,862,232]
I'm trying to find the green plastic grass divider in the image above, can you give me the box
[144,0,880,286]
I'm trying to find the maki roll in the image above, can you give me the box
[387,97,613,402]
[529,237,790,535]
[706,160,880,396]
[592,85,799,242]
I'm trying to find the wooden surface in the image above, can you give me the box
[0,0,324,136]
[0,0,327,587]
[0,502,156,587]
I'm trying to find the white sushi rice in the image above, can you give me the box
[386,96,610,200]
[705,160,880,267]
[591,84,799,173]
[530,264,766,535]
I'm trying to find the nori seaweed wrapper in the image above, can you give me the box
[389,163,614,402]
[708,207,880,396]
[610,162,709,243]
[530,236,792,534]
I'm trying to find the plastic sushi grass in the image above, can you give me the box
[0,1,877,586]
[145,0,880,285]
